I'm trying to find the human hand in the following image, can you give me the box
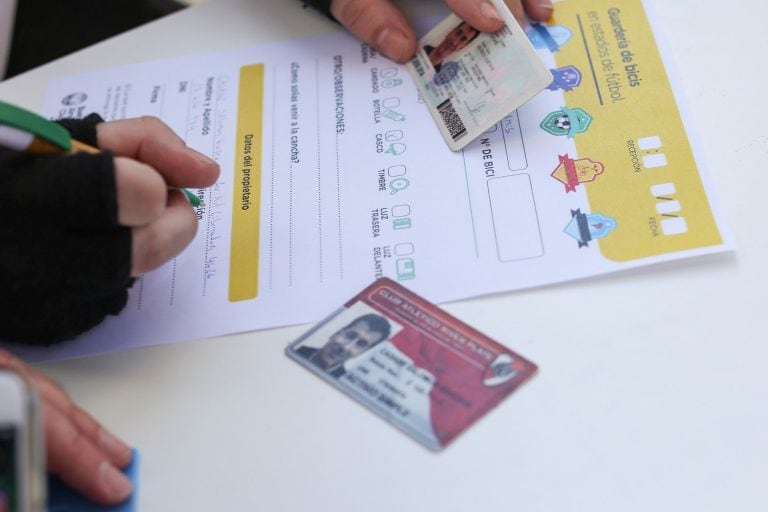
[0,350,133,505]
[330,0,553,62]
[0,115,219,344]
[98,116,221,276]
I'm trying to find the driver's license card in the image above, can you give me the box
[286,278,538,450]
[406,0,551,151]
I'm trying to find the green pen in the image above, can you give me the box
[0,100,203,207]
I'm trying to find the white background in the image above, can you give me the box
[0,0,765,510]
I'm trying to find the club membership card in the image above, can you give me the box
[286,278,537,450]
[407,0,551,151]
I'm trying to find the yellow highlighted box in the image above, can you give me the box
[229,64,264,301]
[552,0,721,261]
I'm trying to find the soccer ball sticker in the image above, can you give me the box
[540,107,593,138]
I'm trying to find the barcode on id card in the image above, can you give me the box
[437,99,467,141]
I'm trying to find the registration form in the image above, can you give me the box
[18,0,729,359]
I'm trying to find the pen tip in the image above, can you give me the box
[182,188,203,207]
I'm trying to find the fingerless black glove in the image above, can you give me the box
[0,114,132,346]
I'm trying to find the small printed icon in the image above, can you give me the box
[391,204,411,217]
[392,202,413,230]
[393,218,412,230]
[548,65,582,92]
[550,154,605,192]
[482,353,524,386]
[380,67,398,79]
[381,95,405,120]
[385,130,403,142]
[383,109,406,121]
[527,23,572,52]
[381,78,403,88]
[388,165,406,177]
[61,92,88,106]
[389,177,410,195]
[394,243,415,256]
[385,142,407,155]
[382,97,400,109]
[396,258,416,280]
[540,107,592,138]
[563,209,617,248]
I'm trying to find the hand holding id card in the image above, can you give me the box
[286,279,537,450]
[406,0,551,150]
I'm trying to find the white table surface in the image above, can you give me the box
[1,0,766,510]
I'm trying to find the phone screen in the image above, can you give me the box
[0,425,17,512]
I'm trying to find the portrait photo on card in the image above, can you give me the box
[290,301,403,379]
[422,19,481,73]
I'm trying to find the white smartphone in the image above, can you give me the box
[0,370,44,512]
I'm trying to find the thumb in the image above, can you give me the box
[331,0,416,62]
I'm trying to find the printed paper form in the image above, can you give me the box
[11,0,730,360]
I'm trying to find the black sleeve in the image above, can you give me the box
[0,114,133,346]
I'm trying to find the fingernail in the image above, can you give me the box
[377,28,410,62]
[190,147,217,167]
[99,429,132,463]
[539,1,554,15]
[481,1,503,22]
[99,461,133,501]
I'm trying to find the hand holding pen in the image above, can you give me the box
[94,116,220,276]
[0,105,220,502]
[0,101,220,276]
[0,106,220,344]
